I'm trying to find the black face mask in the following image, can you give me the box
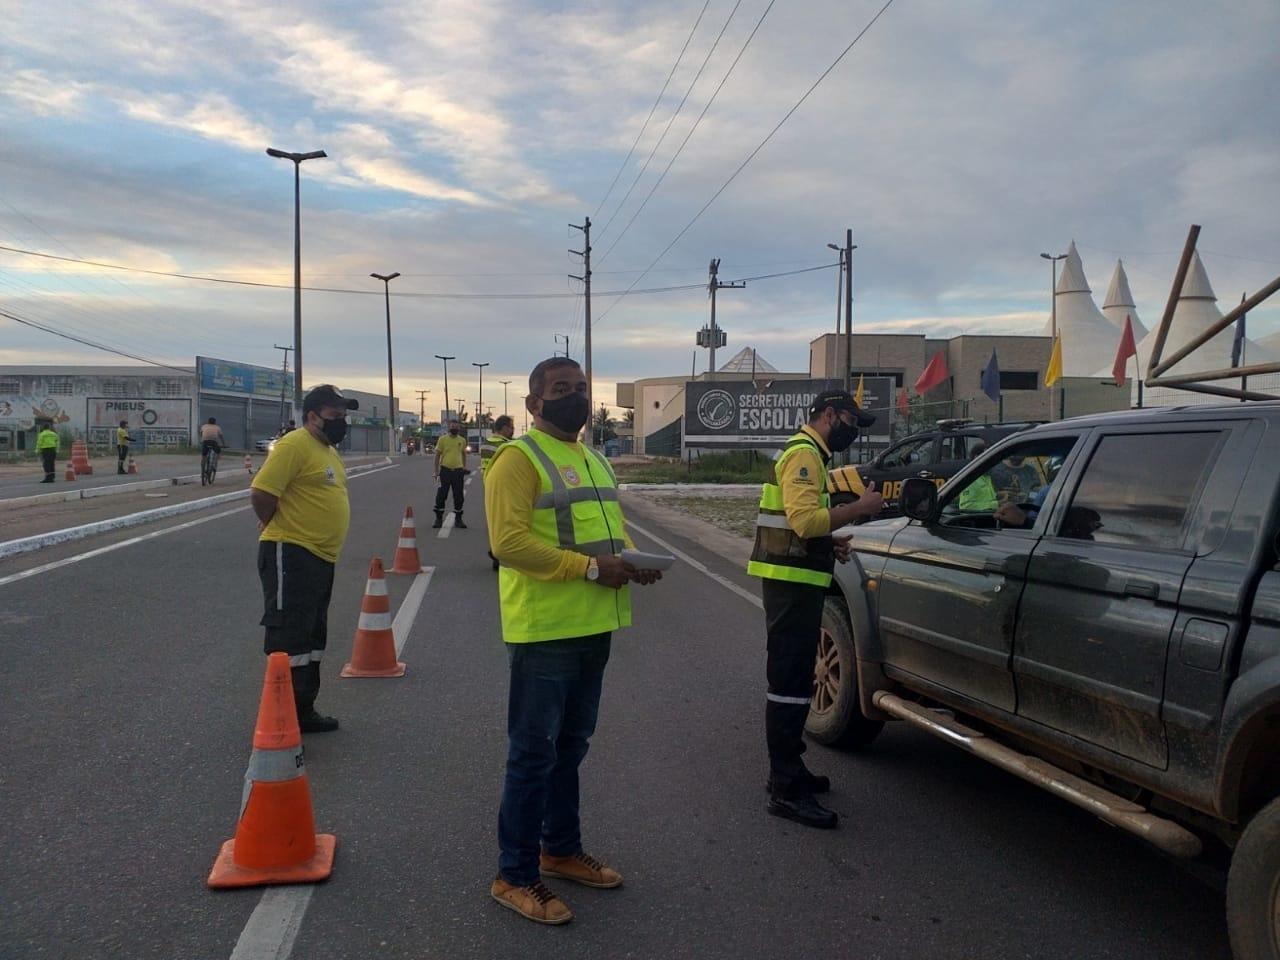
[320,416,347,446]
[449,427,459,436]
[827,418,858,453]
[540,392,591,434]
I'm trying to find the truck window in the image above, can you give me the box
[939,437,1078,529]
[1057,432,1218,549]
[939,434,986,461]
[880,437,934,469]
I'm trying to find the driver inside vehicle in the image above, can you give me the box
[941,440,1074,529]
[991,453,1064,527]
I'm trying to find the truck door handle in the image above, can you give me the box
[918,470,935,479]
[983,559,1005,574]
[1124,580,1159,600]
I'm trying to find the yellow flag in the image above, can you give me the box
[854,374,865,407]
[1045,336,1063,387]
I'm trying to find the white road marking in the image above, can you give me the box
[625,519,763,610]
[229,886,314,960]
[392,566,435,657]
[0,463,399,590]
[437,511,455,539]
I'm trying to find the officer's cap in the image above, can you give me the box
[809,389,875,427]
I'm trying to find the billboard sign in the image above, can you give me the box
[198,356,293,399]
[684,377,894,446]
[87,398,192,446]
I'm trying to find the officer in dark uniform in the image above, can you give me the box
[747,389,882,828]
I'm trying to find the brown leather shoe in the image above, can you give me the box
[539,851,623,889]
[490,876,573,925]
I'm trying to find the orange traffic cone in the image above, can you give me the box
[127,455,138,475]
[64,462,76,482]
[340,558,406,678]
[390,506,422,575]
[208,653,336,889]
[71,440,93,475]
[244,454,253,476]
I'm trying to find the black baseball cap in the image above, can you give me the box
[809,388,876,427]
[303,384,359,414]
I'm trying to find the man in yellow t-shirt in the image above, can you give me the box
[249,384,357,733]
[433,421,469,529]
[116,420,131,474]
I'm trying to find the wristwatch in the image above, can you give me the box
[586,557,600,582]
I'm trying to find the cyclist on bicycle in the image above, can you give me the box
[200,418,224,458]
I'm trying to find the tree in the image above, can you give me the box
[592,404,617,443]
[623,409,635,428]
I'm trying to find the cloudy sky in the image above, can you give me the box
[2,0,1277,414]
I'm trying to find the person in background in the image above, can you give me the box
[482,415,517,570]
[36,422,59,483]
[200,418,225,461]
[116,420,131,474]
[956,442,998,513]
[433,420,469,529]
[249,384,358,734]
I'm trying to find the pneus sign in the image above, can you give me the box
[685,379,843,447]
[87,398,192,446]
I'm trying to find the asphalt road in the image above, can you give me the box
[0,456,1231,959]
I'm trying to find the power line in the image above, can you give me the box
[594,0,897,325]
[594,0,745,244]
[0,308,193,373]
[596,0,777,267]
[592,0,712,220]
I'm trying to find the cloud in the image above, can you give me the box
[0,69,89,116]
[118,91,272,151]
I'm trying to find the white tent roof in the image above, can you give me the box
[717,347,778,374]
[1042,241,1122,376]
[1099,251,1279,382]
[1101,260,1148,341]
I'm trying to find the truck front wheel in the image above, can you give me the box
[805,597,884,749]
[1227,795,1280,960]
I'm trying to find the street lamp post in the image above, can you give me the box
[1040,251,1068,420]
[435,355,455,426]
[266,147,327,413]
[827,236,858,390]
[371,271,400,453]
[473,362,489,433]
[499,380,512,418]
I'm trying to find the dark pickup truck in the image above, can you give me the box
[811,403,1280,959]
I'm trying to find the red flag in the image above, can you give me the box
[896,386,909,416]
[914,352,949,394]
[1112,314,1137,386]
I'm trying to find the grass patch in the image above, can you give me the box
[644,496,758,539]
[612,451,772,485]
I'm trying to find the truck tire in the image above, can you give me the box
[805,597,884,749]
[1227,795,1280,960]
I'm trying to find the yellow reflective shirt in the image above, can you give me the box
[116,427,130,446]
[775,425,833,539]
[436,433,467,470]
[252,427,350,563]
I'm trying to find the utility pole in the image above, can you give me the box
[371,271,400,454]
[555,334,569,357]
[415,388,430,428]
[1040,251,1067,420]
[272,344,293,430]
[569,217,592,442]
[844,230,856,392]
[702,258,743,381]
[473,361,489,434]
[499,380,512,417]
[435,355,455,424]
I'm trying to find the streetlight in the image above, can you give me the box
[473,362,489,433]
[827,242,844,346]
[435,355,455,425]
[371,271,400,453]
[828,237,857,390]
[499,379,512,418]
[266,147,327,413]
[1040,251,1068,419]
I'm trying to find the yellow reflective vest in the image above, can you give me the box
[746,432,836,587]
[479,434,508,479]
[493,428,631,643]
[36,429,59,451]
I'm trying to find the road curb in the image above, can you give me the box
[617,483,759,497]
[2,473,203,509]
[0,457,394,561]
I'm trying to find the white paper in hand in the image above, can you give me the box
[621,549,675,572]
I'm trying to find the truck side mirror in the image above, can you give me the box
[901,477,939,522]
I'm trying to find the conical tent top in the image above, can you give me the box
[1055,240,1090,295]
[1180,251,1217,301]
[1103,260,1135,309]
[368,556,385,580]
[253,652,301,751]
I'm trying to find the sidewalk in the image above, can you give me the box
[0,454,214,496]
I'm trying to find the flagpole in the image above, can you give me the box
[1240,291,1248,402]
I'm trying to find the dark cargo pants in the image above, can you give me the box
[257,540,335,715]
[762,578,826,796]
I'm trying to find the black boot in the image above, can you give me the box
[298,707,339,733]
[768,792,838,829]
[766,770,831,795]
[432,511,443,529]
[454,512,467,529]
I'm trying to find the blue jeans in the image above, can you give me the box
[498,634,611,886]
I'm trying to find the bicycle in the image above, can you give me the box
[201,445,220,486]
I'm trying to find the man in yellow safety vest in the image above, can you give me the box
[484,357,661,926]
[747,388,882,829]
